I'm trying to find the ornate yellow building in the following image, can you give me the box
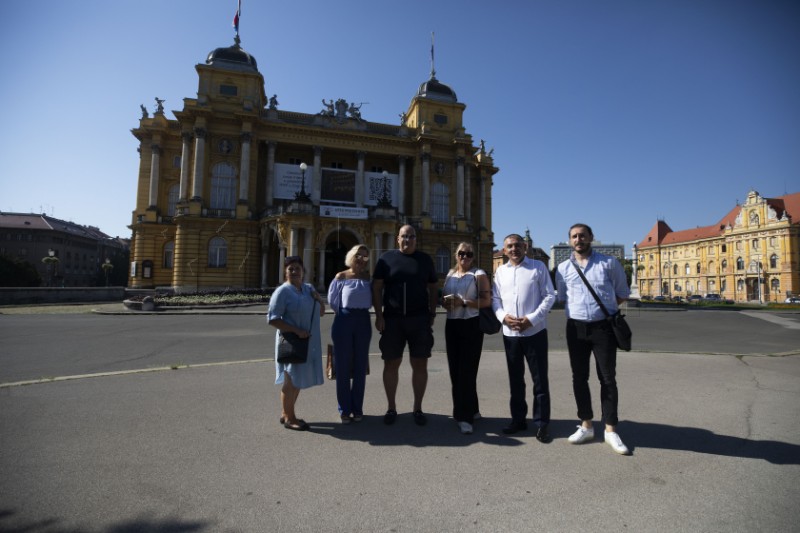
[636,190,800,303]
[129,36,497,292]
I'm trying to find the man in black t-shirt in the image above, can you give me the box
[372,225,438,426]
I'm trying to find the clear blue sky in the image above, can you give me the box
[1,1,798,257]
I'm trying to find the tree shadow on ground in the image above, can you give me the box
[0,509,210,533]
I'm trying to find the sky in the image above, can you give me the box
[1,0,798,257]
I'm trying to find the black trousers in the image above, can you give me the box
[502,329,550,428]
[444,316,483,423]
[566,318,619,426]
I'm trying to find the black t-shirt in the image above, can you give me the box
[373,249,437,317]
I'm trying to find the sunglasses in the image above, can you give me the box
[457,251,474,258]
[355,254,369,260]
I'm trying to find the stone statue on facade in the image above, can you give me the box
[140,104,149,119]
[269,94,279,110]
[154,97,165,115]
[320,99,335,116]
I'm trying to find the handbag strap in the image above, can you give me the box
[570,260,611,318]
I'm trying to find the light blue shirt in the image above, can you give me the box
[556,251,630,322]
[491,256,555,337]
[327,278,372,311]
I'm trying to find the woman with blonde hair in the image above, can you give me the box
[327,245,372,423]
[441,242,492,434]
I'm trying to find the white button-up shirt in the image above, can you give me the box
[491,256,555,337]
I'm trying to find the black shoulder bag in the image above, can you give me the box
[475,273,502,335]
[277,299,316,364]
[570,261,632,351]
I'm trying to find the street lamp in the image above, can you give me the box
[41,248,60,287]
[295,162,311,202]
[102,258,114,287]
[377,170,392,207]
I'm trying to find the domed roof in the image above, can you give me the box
[417,75,457,103]
[206,38,258,73]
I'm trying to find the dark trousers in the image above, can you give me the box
[503,329,550,428]
[566,318,619,426]
[445,316,483,424]
[331,308,372,416]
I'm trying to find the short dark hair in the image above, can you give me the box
[284,255,303,267]
[503,233,524,243]
[568,223,593,237]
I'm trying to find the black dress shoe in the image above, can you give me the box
[536,426,553,443]
[502,421,528,434]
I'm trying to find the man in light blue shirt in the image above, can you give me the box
[556,223,631,455]
[492,234,556,442]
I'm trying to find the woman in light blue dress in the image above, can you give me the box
[268,256,325,431]
[327,245,372,424]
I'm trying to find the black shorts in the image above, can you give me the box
[379,314,434,360]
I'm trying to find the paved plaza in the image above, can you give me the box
[1,306,798,532]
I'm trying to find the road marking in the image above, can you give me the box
[0,358,272,389]
[739,311,800,330]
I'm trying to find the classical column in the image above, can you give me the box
[465,165,472,220]
[148,144,161,208]
[290,227,299,257]
[278,247,286,277]
[178,132,192,201]
[373,233,381,263]
[191,128,206,200]
[456,156,465,218]
[479,174,487,229]
[238,132,252,202]
[317,247,326,289]
[266,141,276,206]
[302,229,313,284]
[421,152,430,214]
[261,247,268,289]
[312,146,323,204]
[397,156,407,215]
[356,151,366,207]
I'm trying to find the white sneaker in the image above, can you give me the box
[568,425,594,444]
[604,431,631,455]
[458,422,473,434]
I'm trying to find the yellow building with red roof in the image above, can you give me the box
[636,190,800,303]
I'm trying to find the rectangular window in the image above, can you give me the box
[220,84,238,96]
[173,155,181,168]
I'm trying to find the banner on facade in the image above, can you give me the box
[274,163,307,200]
[364,171,396,207]
[321,169,356,203]
[319,205,368,219]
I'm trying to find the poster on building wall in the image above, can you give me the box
[274,163,307,200]
[321,169,356,203]
[364,171,396,206]
[319,205,368,219]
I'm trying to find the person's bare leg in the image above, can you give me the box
[383,358,401,411]
[410,357,428,412]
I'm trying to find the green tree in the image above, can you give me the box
[0,256,42,287]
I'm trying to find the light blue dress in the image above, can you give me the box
[268,282,324,389]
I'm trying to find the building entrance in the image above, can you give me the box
[323,231,358,288]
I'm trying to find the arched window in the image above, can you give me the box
[167,185,179,216]
[721,259,728,273]
[737,279,744,292]
[430,182,449,224]
[770,254,778,269]
[208,237,227,267]
[771,278,780,292]
[685,263,690,275]
[434,246,450,277]
[696,262,701,274]
[210,162,237,211]
[721,279,726,293]
[673,264,678,276]
[163,241,174,268]
[736,257,744,271]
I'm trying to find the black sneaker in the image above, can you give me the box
[383,409,397,425]
[413,410,428,426]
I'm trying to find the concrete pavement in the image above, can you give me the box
[1,307,799,532]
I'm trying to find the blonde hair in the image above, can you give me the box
[344,245,369,267]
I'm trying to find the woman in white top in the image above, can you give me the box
[327,245,372,423]
[441,242,492,434]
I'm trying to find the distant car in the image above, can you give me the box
[786,297,800,304]
[671,296,684,302]
[653,295,667,302]
[704,294,722,301]
[688,295,703,302]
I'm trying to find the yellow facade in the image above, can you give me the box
[129,38,497,292]
[636,190,800,303]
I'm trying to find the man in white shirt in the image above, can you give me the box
[556,223,631,455]
[491,234,556,442]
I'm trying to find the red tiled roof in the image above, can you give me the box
[637,191,799,249]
